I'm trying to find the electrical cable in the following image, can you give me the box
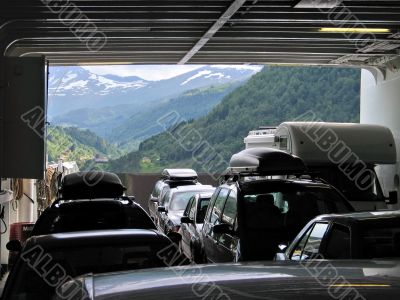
[0,205,7,235]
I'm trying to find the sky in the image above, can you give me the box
[82,64,262,81]
[82,65,203,81]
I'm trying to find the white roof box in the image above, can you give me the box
[228,147,306,175]
[161,168,198,180]
[274,122,396,165]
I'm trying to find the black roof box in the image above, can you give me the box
[59,171,126,199]
[161,169,198,181]
[228,147,306,175]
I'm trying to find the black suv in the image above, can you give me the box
[148,169,199,221]
[201,148,354,263]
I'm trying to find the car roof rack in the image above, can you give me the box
[58,171,126,200]
[161,168,198,181]
[221,147,307,182]
[51,195,136,208]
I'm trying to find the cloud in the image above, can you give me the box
[81,64,263,81]
[82,65,204,81]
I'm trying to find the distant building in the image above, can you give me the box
[94,157,109,164]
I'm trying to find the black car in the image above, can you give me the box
[201,148,354,263]
[148,169,199,221]
[156,185,215,238]
[275,210,400,261]
[180,192,213,263]
[57,260,400,300]
[2,229,180,300]
[31,198,157,236]
[30,171,156,236]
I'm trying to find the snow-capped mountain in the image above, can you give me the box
[48,66,261,139]
[48,67,148,97]
[48,65,261,117]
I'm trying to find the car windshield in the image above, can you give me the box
[170,190,213,211]
[33,204,155,235]
[7,241,173,300]
[240,183,352,260]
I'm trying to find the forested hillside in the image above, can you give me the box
[109,82,242,145]
[107,66,361,173]
[47,126,120,168]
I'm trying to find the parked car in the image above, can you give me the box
[7,172,158,267]
[148,169,199,221]
[30,171,156,236]
[56,260,400,299]
[2,229,181,300]
[201,147,354,263]
[275,210,400,261]
[156,185,215,238]
[180,192,213,263]
[30,198,157,237]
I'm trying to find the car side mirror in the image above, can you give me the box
[212,223,234,235]
[150,196,159,203]
[168,232,182,244]
[181,216,193,224]
[158,206,167,212]
[386,191,398,205]
[6,240,22,252]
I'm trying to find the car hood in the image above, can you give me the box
[63,260,400,300]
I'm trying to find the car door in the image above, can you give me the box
[157,190,171,232]
[180,196,196,258]
[214,189,238,262]
[149,181,162,220]
[202,188,230,263]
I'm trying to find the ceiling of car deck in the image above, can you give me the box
[1,0,399,67]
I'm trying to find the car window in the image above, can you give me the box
[325,224,351,259]
[189,197,197,220]
[300,222,329,260]
[170,191,206,211]
[221,190,237,226]
[160,189,171,206]
[242,186,350,234]
[153,181,163,197]
[361,224,400,259]
[290,224,313,261]
[33,204,156,235]
[204,188,220,223]
[183,196,195,217]
[196,197,211,224]
[210,188,229,225]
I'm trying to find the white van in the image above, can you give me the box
[245,122,397,211]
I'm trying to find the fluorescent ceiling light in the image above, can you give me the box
[294,0,342,9]
[319,28,390,33]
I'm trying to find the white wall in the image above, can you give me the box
[360,67,400,209]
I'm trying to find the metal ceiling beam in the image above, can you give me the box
[178,0,247,64]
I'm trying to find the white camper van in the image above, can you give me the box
[245,122,398,211]
[244,127,276,149]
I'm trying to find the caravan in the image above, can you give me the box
[245,122,398,211]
